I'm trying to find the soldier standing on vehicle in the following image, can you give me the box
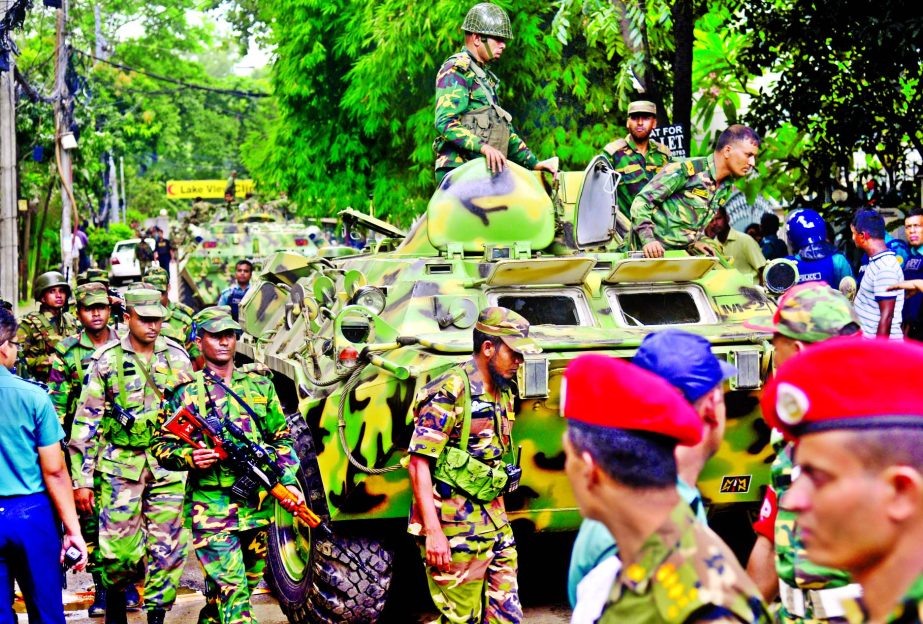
[153,306,303,624]
[631,124,761,258]
[561,354,770,624]
[602,100,673,220]
[433,2,557,183]
[407,307,540,623]
[225,171,237,202]
[743,282,862,622]
[17,271,79,382]
[46,282,123,617]
[143,266,199,363]
[764,339,923,623]
[217,260,253,322]
[68,288,194,624]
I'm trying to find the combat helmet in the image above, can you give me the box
[33,271,71,301]
[462,2,513,40]
[786,208,827,252]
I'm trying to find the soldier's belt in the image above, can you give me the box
[778,580,862,619]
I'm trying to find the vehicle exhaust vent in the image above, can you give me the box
[730,351,761,389]
[426,264,453,275]
[593,261,612,271]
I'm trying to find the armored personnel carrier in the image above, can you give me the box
[176,204,319,309]
[236,159,777,623]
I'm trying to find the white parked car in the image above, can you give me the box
[110,238,156,285]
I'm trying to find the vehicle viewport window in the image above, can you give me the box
[617,292,701,326]
[496,296,581,326]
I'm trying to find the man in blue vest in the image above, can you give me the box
[784,208,854,290]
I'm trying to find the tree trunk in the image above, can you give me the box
[672,0,694,154]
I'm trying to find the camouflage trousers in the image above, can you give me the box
[418,523,522,624]
[193,526,268,624]
[97,467,188,610]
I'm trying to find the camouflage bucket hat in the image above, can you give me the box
[124,288,166,318]
[476,306,540,354]
[75,282,110,307]
[462,2,513,40]
[77,268,110,286]
[193,306,241,334]
[143,266,169,292]
[744,281,859,343]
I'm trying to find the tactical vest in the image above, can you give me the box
[459,60,513,157]
[792,254,837,288]
[903,255,923,325]
[226,288,247,322]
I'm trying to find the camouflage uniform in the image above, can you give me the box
[16,307,79,382]
[602,135,672,219]
[153,310,299,624]
[409,358,521,624]
[840,575,923,623]
[597,502,770,624]
[630,154,734,251]
[68,289,194,612]
[433,49,538,180]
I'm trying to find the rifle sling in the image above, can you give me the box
[202,368,271,442]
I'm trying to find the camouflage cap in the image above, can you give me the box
[744,281,859,343]
[627,100,657,116]
[475,306,541,354]
[124,288,166,318]
[76,268,110,286]
[193,306,241,334]
[75,282,110,307]
[143,266,169,292]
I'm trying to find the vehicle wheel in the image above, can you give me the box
[178,278,200,312]
[266,412,394,624]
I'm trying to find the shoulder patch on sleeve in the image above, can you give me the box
[451,53,471,71]
[56,336,78,355]
[603,138,629,156]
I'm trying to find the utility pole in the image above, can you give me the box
[0,50,18,308]
[54,0,77,279]
[120,155,126,220]
[108,153,119,224]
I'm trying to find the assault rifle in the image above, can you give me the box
[163,397,326,533]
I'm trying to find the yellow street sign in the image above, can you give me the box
[165,179,255,200]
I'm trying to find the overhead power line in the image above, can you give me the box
[74,49,270,99]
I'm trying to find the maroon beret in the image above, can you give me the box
[562,354,703,446]
[763,337,923,440]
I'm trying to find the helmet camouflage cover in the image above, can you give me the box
[744,281,859,343]
[462,2,513,40]
[33,271,71,301]
[144,266,170,292]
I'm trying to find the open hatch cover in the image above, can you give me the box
[485,257,596,286]
[604,256,718,283]
[574,154,617,249]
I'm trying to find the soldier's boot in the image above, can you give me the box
[147,607,166,624]
[125,584,142,611]
[104,589,127,624]
[88,573,107,617]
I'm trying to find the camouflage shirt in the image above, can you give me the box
[68,334,193,489]
[152,365,299,532]
[15,308,79,382]
[603,135,673,219]
[408,359,515,538]
[434,49,538,173]
[630,154,734,250]
[47,327,121,434]
[598,501,771,624]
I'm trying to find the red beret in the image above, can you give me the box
[763,338,923,440]
[562,354,703,446]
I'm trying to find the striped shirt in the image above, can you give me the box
[854,250,904,339]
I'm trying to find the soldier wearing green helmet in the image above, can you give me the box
[16,270,79,382]
[153,306,302,624]
[433,3,558,183]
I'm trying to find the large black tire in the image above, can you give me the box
[266,412,394,624]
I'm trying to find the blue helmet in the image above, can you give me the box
[787,209,827,251]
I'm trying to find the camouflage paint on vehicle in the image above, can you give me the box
[176,204,319,308]
[236,159,777,622]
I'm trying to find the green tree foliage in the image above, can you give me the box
[739,0,923,208]
[257,0,650,224]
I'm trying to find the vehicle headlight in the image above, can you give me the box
[349,286,386,315]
